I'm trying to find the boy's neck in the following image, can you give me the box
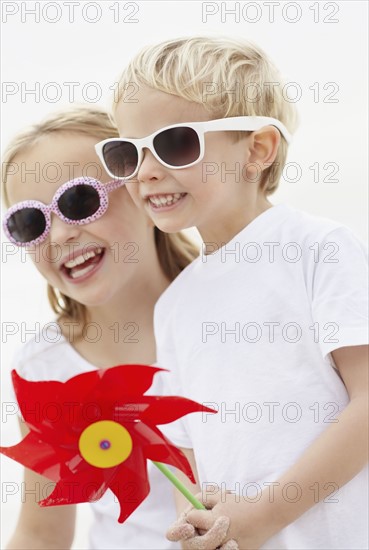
[200,197,273,255]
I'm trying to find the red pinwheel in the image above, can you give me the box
[0,365,215,522]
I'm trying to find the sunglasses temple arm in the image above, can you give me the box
[203,117,291,144]
[105,179,126,192]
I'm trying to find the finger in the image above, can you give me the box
[220,539,239,550]
[184,516,231,550]
[201,489,235,510]
[186,509,216,531]
[166,512,196,542]
[167,522,195,541]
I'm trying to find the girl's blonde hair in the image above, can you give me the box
[113,36,298,195]
[2,105,198,330]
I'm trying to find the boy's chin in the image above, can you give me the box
[154,220,191,234]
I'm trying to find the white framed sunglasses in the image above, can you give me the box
[95,116,291,181]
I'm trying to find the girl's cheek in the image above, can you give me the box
[27,245,51,273]
[125,182,141,208]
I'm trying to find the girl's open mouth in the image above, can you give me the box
[62,247,105,280]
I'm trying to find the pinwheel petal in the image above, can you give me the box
[96,364,165,398]
[133,422,196,483]
[12,371,65,430]
[11,370,98,441]
[146,443,195,483]
[39,465,116,506]
[60,365,165,419]
[140,396,216,425]
[109,451,150,523]
[0,432,75,481]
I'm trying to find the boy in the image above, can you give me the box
[97,37,369,549]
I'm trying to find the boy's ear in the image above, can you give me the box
[247,126,281,167]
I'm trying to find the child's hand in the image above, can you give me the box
[166,499,238,549]
[180,490,276,550]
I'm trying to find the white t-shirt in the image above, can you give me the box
[154,204,369,550]
[12,327,180,550]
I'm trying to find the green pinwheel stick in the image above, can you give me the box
[153,461,206,510]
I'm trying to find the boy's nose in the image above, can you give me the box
[137,147,166,182]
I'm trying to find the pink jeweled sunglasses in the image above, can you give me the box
[3,176,124,247]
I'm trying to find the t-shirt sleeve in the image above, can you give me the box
[154,301,193,449]
[7,337,54,412]
[7,341,43,420]
[311,226,368,358]
[10,336,56,381]
[8,352,21,408]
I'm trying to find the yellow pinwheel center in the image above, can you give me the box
[79,420,132,468]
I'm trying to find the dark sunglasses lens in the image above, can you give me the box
[58,184,100,220]
[154,127,200,167]
[7,208,46,243]
[102,141,138,178]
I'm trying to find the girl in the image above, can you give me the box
[1,105,199,550]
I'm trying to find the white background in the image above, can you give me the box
[1,1,368,548]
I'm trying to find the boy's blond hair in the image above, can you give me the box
[2,106,198,335]
[113,36,298,194]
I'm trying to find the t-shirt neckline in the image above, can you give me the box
[199,203,291,262]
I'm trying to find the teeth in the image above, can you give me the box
[149,193,184,207]
[64,248,102,269]
[70,264,96,279]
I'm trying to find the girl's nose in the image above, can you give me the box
[48,214,82,247]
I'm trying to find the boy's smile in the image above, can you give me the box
[145,192,187,210]
[115,84,275,247]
